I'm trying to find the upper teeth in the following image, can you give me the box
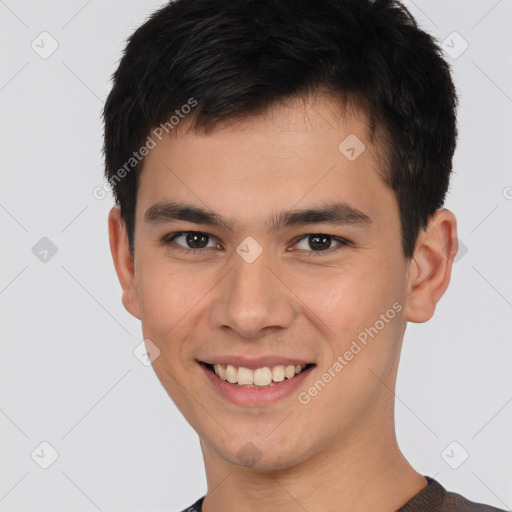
[214,364,307,387]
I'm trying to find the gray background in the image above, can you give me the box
[0,1,511,511]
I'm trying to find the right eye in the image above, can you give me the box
[162,231,221,253]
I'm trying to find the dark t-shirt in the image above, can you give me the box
[178,477,506,512]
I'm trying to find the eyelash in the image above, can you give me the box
[162,231,351,257]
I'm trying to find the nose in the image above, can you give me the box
[209,249,297,339]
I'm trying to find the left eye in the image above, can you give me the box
[294,234,347,252]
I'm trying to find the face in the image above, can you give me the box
[120,95,415,471]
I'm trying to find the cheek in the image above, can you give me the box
[136,260,210,344]
[284,251,407,373]
[287,261,398,333]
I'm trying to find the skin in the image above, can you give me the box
[109,94,458,512]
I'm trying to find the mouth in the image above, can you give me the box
[201,361,316,387]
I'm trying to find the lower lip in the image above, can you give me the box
[200,363,315,407]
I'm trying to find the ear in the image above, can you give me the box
[108,207,141,319]
[404,209,458,323]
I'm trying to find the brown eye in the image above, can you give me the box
[293,234,349,253]
[164,231,217,250]
[308,235,332,251]
[185,232,209,248]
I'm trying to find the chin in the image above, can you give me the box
[227,452,299,473]
[213,436,309,473]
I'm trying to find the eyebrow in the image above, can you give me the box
[144,200,372,232]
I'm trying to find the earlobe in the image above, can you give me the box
[108,207,141,319]
[404,209,458,323]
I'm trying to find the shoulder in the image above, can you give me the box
[177,496,204,512]
[397,477,507,512]
[441,489,507,512]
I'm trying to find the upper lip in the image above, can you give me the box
[200,356,315,370]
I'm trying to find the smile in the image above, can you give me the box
[200,360,316,406]
[204,362,314,387]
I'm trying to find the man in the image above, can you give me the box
[103,0,505,510]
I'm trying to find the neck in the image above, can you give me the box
[200,421,426,512]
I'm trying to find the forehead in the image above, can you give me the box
[136,94,396,230]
